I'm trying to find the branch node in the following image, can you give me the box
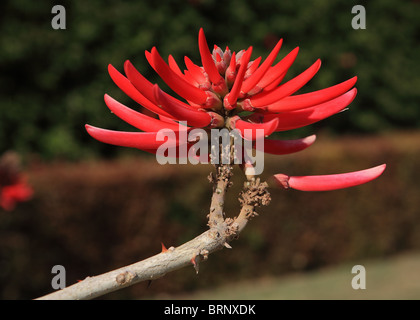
[115,271,136,285]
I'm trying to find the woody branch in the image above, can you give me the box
[36,145,270,300]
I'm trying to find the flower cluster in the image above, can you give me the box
[0,152,33,211]
[86,28,385,191]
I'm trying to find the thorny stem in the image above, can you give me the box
[36,141,270,300]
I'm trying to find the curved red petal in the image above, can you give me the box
[153,85,212,128]
[274,164,386,191]
[266,76,357,112]
[226,47,253,107]
[184,56,209,87]
[104,94,181,132]
[276,88,357,131]
[256,47,299,89]
[168,54,184,77]
[198,28,224,84]
[256,135,316,155]
[231,115,279,140]
[108,64,173,118]
[85,124,178,150]
[241,39,283,94]
[251,59,321,107]
[251,88,357,131]
[225,51,237,84]
[151,47,207,105]
[124,60,158,104]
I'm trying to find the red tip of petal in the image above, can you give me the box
[226,47,253,107]
[198,28,224,84]
[257,47,299,89]
[151,47,207,105]
[258,135,316,155]
[241,39,283,94]
[251,59,321,107]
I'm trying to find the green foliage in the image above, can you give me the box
[0,0,419,159]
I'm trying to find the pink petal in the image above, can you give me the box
[255,135,316,155]
[274,164,386,191]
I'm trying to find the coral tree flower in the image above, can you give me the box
[0,152,33,211]
[86,28,385,191]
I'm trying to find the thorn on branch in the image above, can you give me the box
[223,242,232,249]
[190,249,210,274]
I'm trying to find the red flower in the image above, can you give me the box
[0,152,33,211]
[86,28,385,191]
[0,180,33,211]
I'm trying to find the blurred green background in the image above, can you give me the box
[1,0,419,159]
[0,0,419,299]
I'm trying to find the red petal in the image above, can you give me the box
[85,124,179,150]
[265,76,357,112]
[225,51,237,85]
[251,59,321,107]
[225,47,253,108]
[168,54,184,77]
[272,88,357,131]
[108,64,173,118]
[230,115,279,140]
[273,164,386,191]
[255,135,316,155]
[241,39,283,94]
[256,47,299,89]
[198,28,224,85]
[124,60,158,104]
[153,85,212,127]
[184,56,209,88]
[104,94,181,132]
[151,47,207,105]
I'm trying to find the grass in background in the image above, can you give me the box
[159,251,420,300]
